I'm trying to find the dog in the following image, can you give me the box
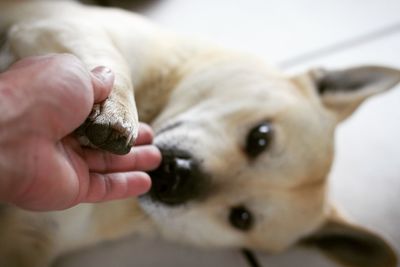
[0,1,399,267]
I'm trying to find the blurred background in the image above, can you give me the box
[57,0,400,266]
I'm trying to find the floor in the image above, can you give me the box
[57,0,400,266]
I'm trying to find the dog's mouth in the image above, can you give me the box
[147,148,210,206]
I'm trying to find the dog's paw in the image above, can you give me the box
[76,98,138,155]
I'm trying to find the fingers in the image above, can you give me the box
[84,145,161,173]
[82,122,160,172]
[84,171,151,202]
[135,123,154,145]
[90,66,114,103]
[77,122,160,203]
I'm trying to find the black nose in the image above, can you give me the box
[148,150,208,206]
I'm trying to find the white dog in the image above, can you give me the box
[0,1,399,267]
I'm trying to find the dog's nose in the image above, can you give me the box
[148,150,208,206]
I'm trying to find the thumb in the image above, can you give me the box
[90,66,114,103]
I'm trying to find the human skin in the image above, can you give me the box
[0,54,161,211]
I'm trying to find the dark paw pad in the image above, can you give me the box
[77,104,137,155]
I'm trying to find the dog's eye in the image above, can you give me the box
[245,122,273,158]
[229,206,253,231]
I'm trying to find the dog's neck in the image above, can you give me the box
[133,43,277,124]
[132,40,219,123]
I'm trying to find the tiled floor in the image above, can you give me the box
[57,0,400,266]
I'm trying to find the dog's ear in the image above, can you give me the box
[307,66,400,121]
[300,210,397,267]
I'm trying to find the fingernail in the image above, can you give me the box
[91,66,113,83]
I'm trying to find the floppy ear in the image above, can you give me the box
[301,212,397,267]
[308,66,400,122]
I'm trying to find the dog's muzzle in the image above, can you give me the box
[148,148,210,206]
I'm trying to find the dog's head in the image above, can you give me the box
[139,57,400,267]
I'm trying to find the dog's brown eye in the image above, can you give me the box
[229,206,253,231]
[245,122,273,158]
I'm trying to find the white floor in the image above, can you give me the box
[57,0,400,266]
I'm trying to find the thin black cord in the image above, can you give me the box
[241,249,262,267]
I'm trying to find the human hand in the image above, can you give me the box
[0,54,161,211]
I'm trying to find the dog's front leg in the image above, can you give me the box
[6,20,138,154]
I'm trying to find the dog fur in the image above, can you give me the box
[0,1,399,267]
